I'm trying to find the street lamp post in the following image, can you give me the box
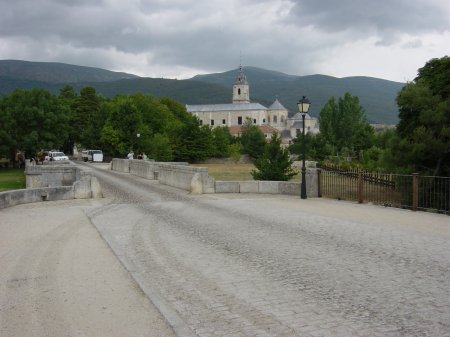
[297,96,311,199]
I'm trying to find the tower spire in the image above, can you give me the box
[232,62,250,104]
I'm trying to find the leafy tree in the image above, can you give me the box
[150,133,173,161]
[211,126,232,158]
[393,56,450,175]
[319,92,374,157]
[240,118,266,160]
[172,117,214,162]
[72,86,102,148]
[289,133,333,161]
[0,88,69,160]
[58,85,78,153]
[100,96,145,156]
[252,132,296,181]
[228,143,242,162]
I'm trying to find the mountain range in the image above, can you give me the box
[0,60,405,124]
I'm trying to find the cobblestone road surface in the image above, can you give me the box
[85,163,450,337]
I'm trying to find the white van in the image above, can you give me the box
[82,150,103,162]
[89,150,103,162]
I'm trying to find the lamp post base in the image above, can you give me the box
[301,167,307,199]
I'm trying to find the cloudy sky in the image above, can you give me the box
[0,0,448,82]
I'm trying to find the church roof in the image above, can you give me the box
[233,66,248,85]
[268,99,287,110]
[186,102,267,112]
[290,112,314,120]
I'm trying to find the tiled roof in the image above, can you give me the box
[186,103,267,112]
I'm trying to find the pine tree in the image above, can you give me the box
[251,132,296,181]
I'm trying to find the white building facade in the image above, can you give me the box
[186,66,318,142]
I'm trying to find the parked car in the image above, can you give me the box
[47,151,69,161]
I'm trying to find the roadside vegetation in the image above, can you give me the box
[191,163,256,181]
[0,169,25,191]
[0,56,448,181]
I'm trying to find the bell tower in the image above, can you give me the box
[232,66,250,104]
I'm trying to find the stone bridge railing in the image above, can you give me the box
[111,159,319,196]
[0,161,102,209]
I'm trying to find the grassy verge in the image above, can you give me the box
[192,163,300,181]
[191,163,256,181]
[0,168,26,191]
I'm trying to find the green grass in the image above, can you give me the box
[0,169,26,191]
[191,163,256,181]
[191,163,300,181]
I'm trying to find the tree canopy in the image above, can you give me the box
[0,88,222,162]
[0,88,69,160]
[251,132,296,181]
[318,92,374,158]
[392,56,450,175]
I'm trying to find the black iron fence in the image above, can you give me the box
[318,164,450,214]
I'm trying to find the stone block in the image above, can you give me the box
[91,176,103,199]
[215,181,240,193]
[239,181,259,193]
[73,176,92,199]
[279,182,300,195]
[259,181,280,194]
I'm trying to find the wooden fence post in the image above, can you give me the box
[358,172,363,204]
[412,173,419,211]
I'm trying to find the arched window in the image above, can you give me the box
[238,88,241,95]
[273,115,277,123]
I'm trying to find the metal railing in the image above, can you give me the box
[317,165,450,214]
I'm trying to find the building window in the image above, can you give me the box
[199,120,203,125]
[222,119,226,125]
[281,116,284,122]
[211,119,214,126]
[273,115,278,123]
[238,88,241,95]
[238,116,243,125]
[253,119,256,124]
[263,118,266,123]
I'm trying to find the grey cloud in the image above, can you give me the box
[288,0,449,43]
[0,0,447,82]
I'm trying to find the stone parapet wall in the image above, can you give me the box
[0,187,74,209]
[111,158,130,173]
[1,161,104,210]
[215,180,305,196]
[26,164,79,188]
[157,163,215,194]
[110,158,318,197]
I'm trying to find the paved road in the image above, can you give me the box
[0,198,176,337]
[83,162,450,337]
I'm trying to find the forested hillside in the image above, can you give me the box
[0,60,404,124]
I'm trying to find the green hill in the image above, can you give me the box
[192,67,405,124]
[0,60,137,83]
[0,60,405,124]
